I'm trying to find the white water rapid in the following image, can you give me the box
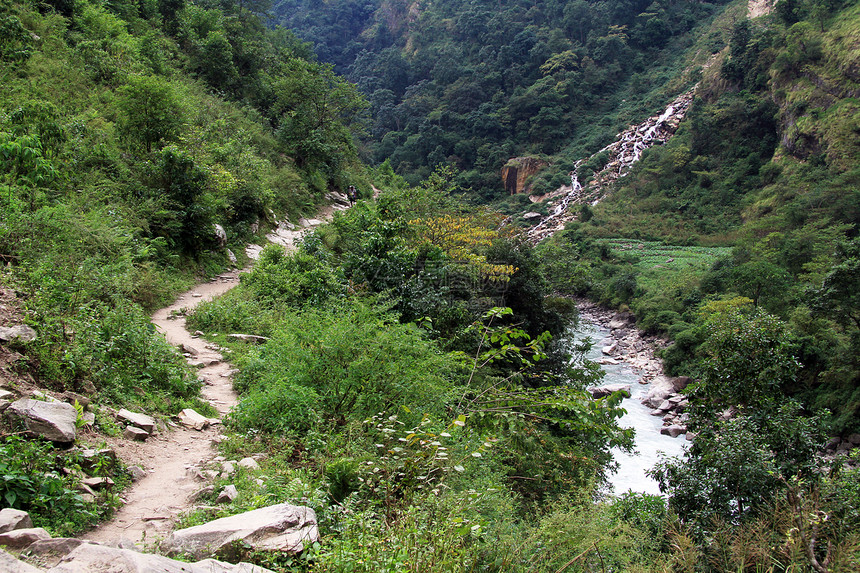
[569,319,686,496]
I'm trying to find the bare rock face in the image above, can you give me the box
[0,508,33,533]
[501,156,549,195]
[46,543,274,573]
[4,399,77,443]
[165,503,318,560]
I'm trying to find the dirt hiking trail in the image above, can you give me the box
[83,198,348,548]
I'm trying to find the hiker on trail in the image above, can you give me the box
[347,185,358,206]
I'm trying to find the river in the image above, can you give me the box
[568,319,686,497]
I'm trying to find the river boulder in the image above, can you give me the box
[641,376,677,408]
[165,503,318,560]
[588,384,631,399]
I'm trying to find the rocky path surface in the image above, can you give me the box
[83,195,350,548]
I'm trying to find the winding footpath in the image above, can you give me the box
[83,199,347,548]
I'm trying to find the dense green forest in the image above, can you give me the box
[273,0,733,198]
[1,0,859,571]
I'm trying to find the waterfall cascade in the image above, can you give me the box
[526,87,696,244]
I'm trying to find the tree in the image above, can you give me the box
[117,75,185,153]
[811,238,860,333]
[272,59,368,174]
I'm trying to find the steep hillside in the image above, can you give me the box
[0,0,367,415]
[273,0,735,198]
[535,0,860,434]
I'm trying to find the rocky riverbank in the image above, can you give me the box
[578,300,693,440]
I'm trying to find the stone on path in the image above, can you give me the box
[0,549,43,573]
[177,408,210,430]
[116,409,155,434]
[165,503,318,560]
[227,334,269,344]
[4,399,77,443]
[0,527,52,549]
[0,508,33,533]
[46,543,275,573]
[123,426,149,441]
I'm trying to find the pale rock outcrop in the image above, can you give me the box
[502,156,548,195]
[165,503,318,560]
[4,399,77,443]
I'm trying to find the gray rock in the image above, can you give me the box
[177,408,209,431]
[61,392,90,410]
[221,461,236,475]
[5,399,77,443]
[0,527,51,549]
[127,465,147,481]
[0,389,15,401]
[80,477,114,490]
[641,376,676,409]
[116,409,155,434]
[188,485,214,503]
[673,376,693,391]
[226,249,237,265]
[848,433,860,446]
[0,509,33,533]
[238,457,260,471]
[227,334,270,344]
[45,543,274,573]
[660,425,686,438]
[522,212,542,220]
[656,400,673,411]
[216,484,239,504]
[165,503,318,560]
[0,549,44,573]
[123,426,148,441]
[608,318,627,329]
[0,325,38,344]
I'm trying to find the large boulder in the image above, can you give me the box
[4,399,77,443]
[46,543,274,573]
[0,508,33,533]
[0,549,44,573]
[165,504,318,560]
